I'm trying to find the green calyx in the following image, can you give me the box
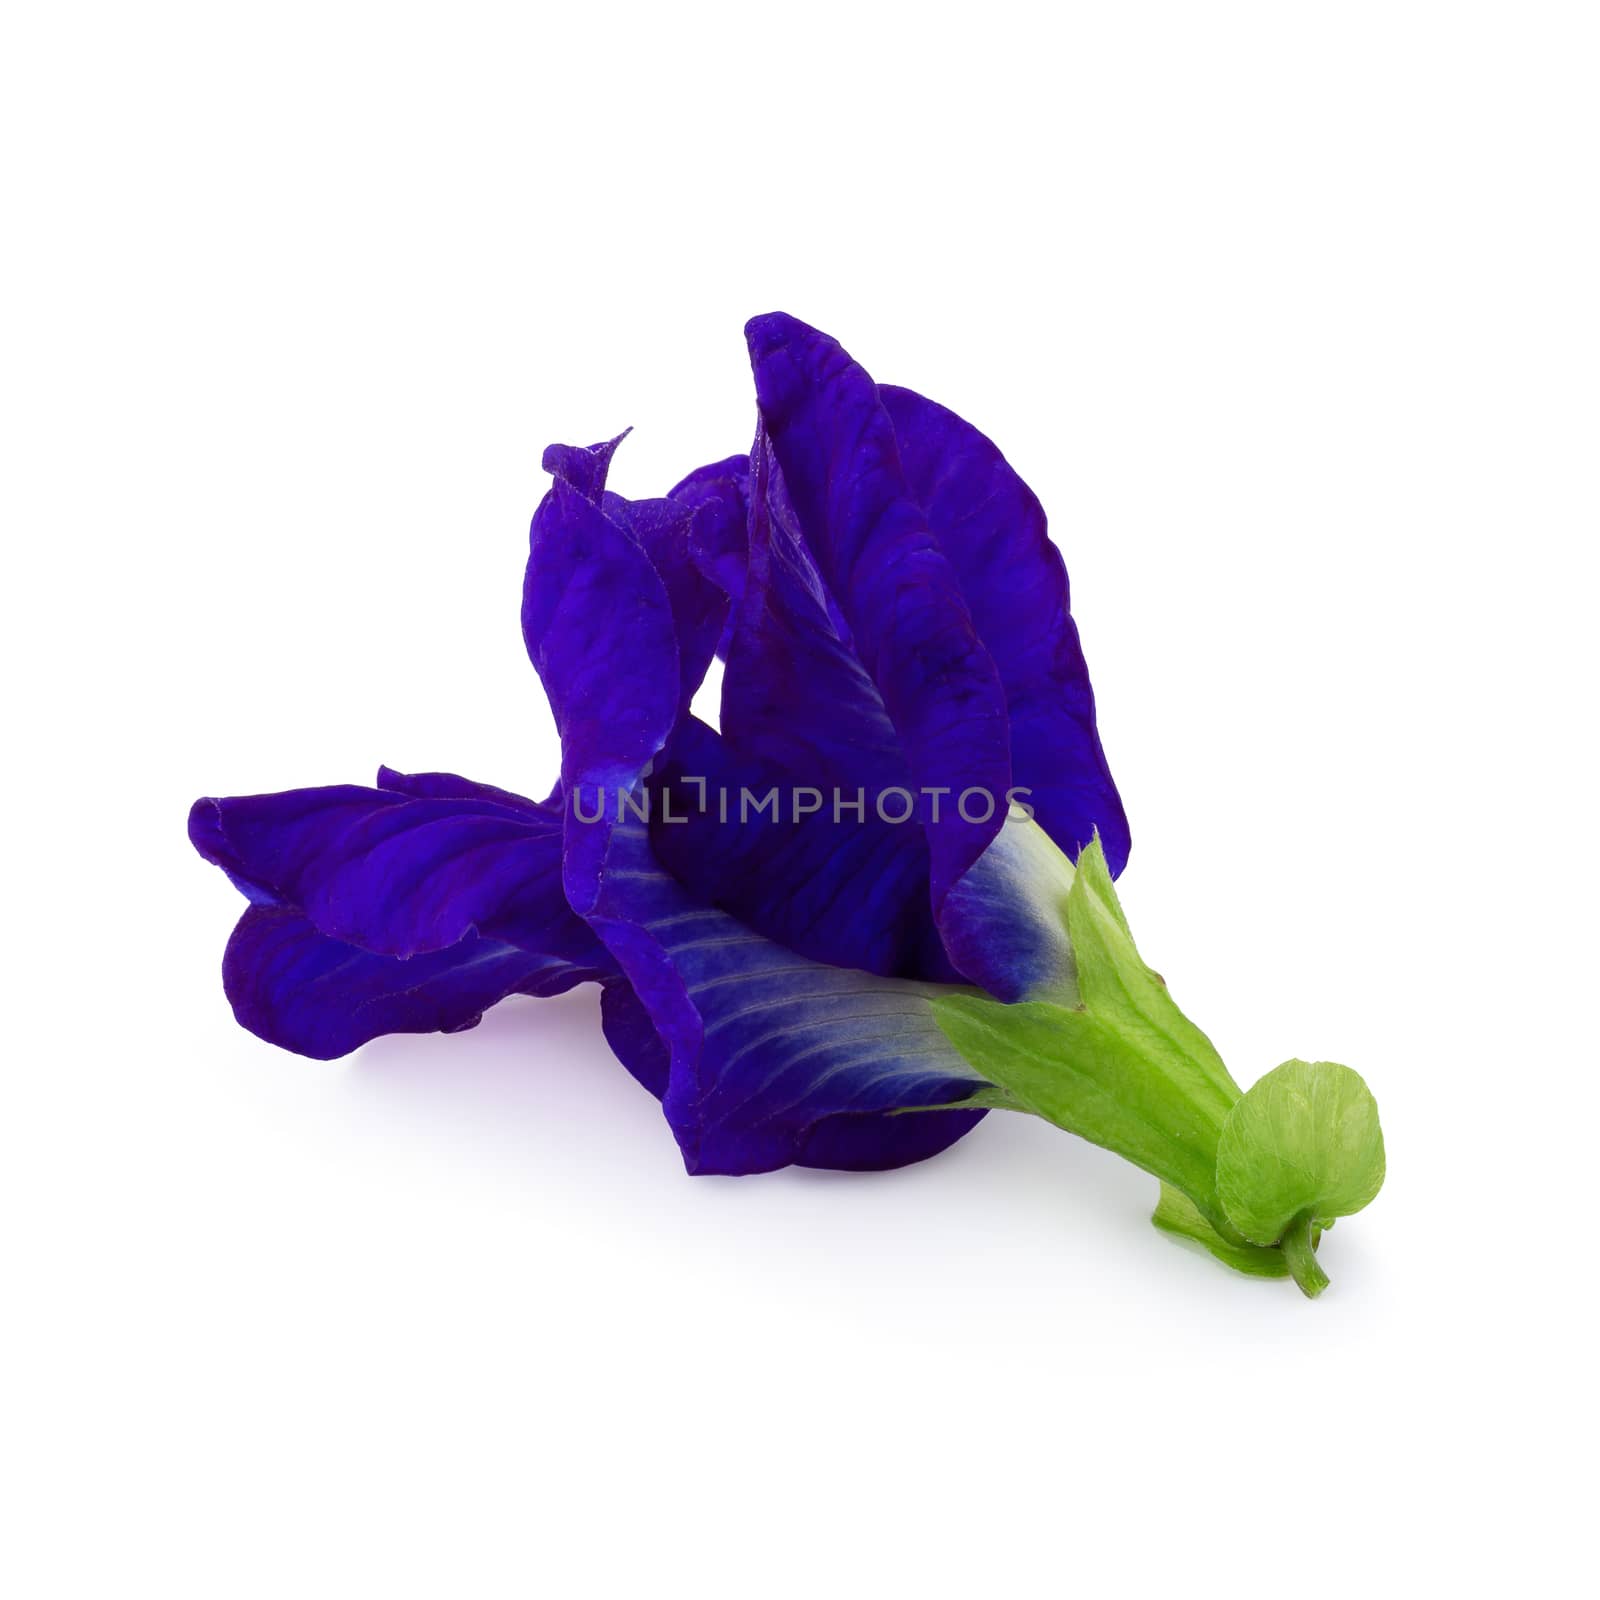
[1215,1057,1384,1297]
[932,832,1384,1298]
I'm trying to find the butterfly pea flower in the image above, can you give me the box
[190,313,1383,1294]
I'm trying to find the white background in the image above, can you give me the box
[6,4,1597,1595]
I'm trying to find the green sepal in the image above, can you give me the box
[1215,1058,1386,1245]
[933,995,1233,1217]
[931,835,1243,1225]
[1150,1184,1311,1279]
[1062,837,1242,1124]
[929,830,1385,1298]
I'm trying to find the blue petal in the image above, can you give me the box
[522,472,680,796]
[542,430,631,500]
[521,348,1127,1169]
[598,978,671,1099]
[938,814,1082,1003]
[881,383,1130,874]
[669,453,749,651]
[189,778,605,964]
[528,432,729,729]
[600,490,726,720]
[589,814,987,1174]
[679,316,1128,1005]
[221,906,600,1061]
[647,716,957,982]
[525,438,986,1171]
[720,431,910,792]
[655,319,1075,1000]
[743,313,1014,908]
[376,764,555,812]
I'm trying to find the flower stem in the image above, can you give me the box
[1279,1212,1329,1299]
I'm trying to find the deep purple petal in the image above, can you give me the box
[583,814,987,1174]
[188,778,607,966]
[221,905,603,1061]
[375,764,552,813]
[525,443,982,1171]
[794,1105,987,1172]
[601,491,726,720]
[517,332,1126,1169]
[527,432,729,729]
[719,432,910,793]
[598,978,671,1098]
[743,313,1014,910]
[542,431,631,500]
[669,453,749,632]
[881,384,1130,874]
[647,716,956,982]
[523,476,681,802]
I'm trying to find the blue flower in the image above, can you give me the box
[191,313,1128,1175]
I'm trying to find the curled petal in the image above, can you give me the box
[542,431,631,500]
[588,814,987,1174]
[720,432,909,793]
[526,435,985,1171]
[882,384,1129,874]
[189,779,603,964]
[744,313,1013,908]
[191,769,614,1059]
[600,491,725,720]
[375,764,554,813]
[523,477,682,800]
[669,453,750,641]
[527,431,730,731]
